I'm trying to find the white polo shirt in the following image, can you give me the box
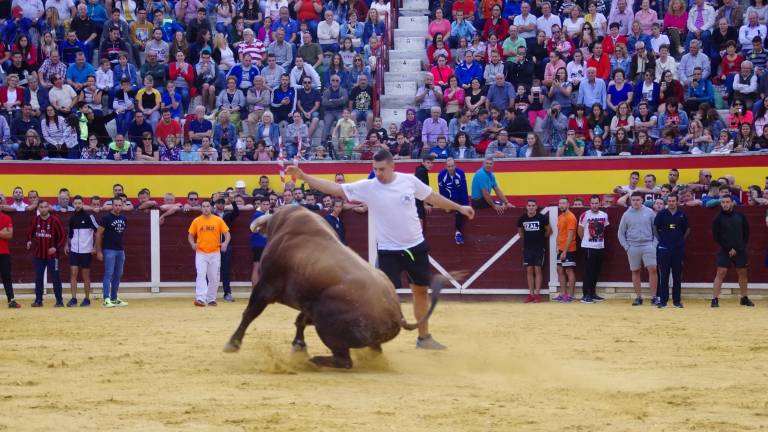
[342,173,433,251]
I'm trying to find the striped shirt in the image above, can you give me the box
[27,214,66,259]
[238,41,266,64]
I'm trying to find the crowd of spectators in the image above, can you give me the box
[4,0,768,163]
[0,0,394,161]
[403,0,768,159]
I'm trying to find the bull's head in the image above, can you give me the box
[249,213,273,235]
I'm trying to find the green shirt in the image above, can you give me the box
[502,37,526,63]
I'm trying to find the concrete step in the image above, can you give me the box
[385,71,427,83]
[397,15,429,31]
[383,80,417,96]
[380,94,415,109]
[389,58,422,73]
[400,0,428,10]
[390,49,428,62]
[394,36,424,51]
[394,28,425,39]
[400,9,429,16]
[381,108,410,127]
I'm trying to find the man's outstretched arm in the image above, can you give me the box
[287,166,346,198]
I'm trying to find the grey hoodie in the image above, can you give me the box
[618,205,658,249]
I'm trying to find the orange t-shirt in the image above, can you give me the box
[557,210,577,252]
[188,215,229,253]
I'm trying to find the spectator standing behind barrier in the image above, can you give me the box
[26,201,66,307]
[324,198,346,244]
[556,197,578,303]
[654,194,690,309]
[414,154,435,226]
[65,196,99,308]
[711,194,753,308]
[471,157,513,213]
[188,201,231,307]
[578,195,610,304]
[96,197,129,308]
[249,197,270,287]
[618,191,659,306]
[0,210,20,308]
[518,199,552,303]
[214,194,239,303]
[437,158,470,245]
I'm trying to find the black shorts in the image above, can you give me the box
[523,248,546,267]
[69,252,93,269]
[378,241,431,288]
[717,249,748,269]
[252,247,265,262]
[557,250,577,267]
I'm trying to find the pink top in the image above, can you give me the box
[544,59,566,81]
[428,19,452,39]
[443,86,466,110]
[663,12,688,31]
[634,9,658,35]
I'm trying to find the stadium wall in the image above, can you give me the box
[1,154,767,206]
[4,208,767,295]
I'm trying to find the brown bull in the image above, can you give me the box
[223,205,443,369]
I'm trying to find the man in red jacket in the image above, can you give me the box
[0,210,20,308]
[586,41,611,80]
[26,200,66,307]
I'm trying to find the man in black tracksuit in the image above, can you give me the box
[654,194,689,308]
[711,194,752,308]
[214,195,239,302]
[414,154,435,227]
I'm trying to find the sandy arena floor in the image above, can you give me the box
[1,298,767,432]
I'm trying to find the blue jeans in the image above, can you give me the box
[103,249,125,301]
[220,247,233,295]
[34,257,63,304]
[116,110,134,135]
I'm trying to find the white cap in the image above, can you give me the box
[235,180,246,188]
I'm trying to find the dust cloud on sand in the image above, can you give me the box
[1,298,767,431]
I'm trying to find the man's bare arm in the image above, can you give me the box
[286,166,346,198]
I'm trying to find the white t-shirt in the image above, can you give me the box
[11,201,28,211]
[341,173,433,250]
[536,14,562,38]
[513,14,538,39]
[579,210,610,249]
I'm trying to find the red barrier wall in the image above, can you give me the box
[4,207,767,288]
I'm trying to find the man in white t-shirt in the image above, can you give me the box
[577,195,610,304]
[286,150,475,350]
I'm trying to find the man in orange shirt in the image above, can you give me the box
[556,197,578,301]
[188,200,231,307]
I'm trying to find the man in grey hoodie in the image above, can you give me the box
[618,192,659,306]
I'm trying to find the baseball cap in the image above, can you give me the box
[235,180,246,188]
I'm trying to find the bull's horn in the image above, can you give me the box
[249,214,273,233]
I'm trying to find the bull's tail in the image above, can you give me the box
[400,274,456,331]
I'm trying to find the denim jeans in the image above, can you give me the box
[220,247,233,295]
[34,257,63,303]
[103,249,125,301]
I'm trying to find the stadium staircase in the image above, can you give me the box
[379,0,429,129]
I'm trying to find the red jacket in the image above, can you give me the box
[601,34,628,56]
[587,55,611,80]
[0,86,23,108]
[168,63,197,96]
[482,17,509,41]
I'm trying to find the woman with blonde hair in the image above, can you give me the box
[663,0,688,55]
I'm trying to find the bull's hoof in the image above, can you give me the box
[223,340,241,353]
[291,340,307,352]
[310,356,352,369]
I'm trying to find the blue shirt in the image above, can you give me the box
[325,213,345,244]
[454,61,484,86]
[438,168,469,205]
[429,145,453,159]
[161,89,183,118]
[66,63,96,84]
[654,208,688,250]
[471,167,497,200]
[99,212,127,251]
[250,211,268,248]
[188,119,213,146]
[272,18,299,42]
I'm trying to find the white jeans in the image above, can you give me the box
[195,252,221,302]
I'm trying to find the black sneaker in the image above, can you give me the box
[580,296,595,304]
[66,298,78,307]
[632,297,643,306]
[651,296,661,306]
[8,300,21,309]
[740,296,755,307]
[54,301,65,308]
[657,303,667,309]
[592,295,605,302]
[673,302,684,308]
[711,298,719,308]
